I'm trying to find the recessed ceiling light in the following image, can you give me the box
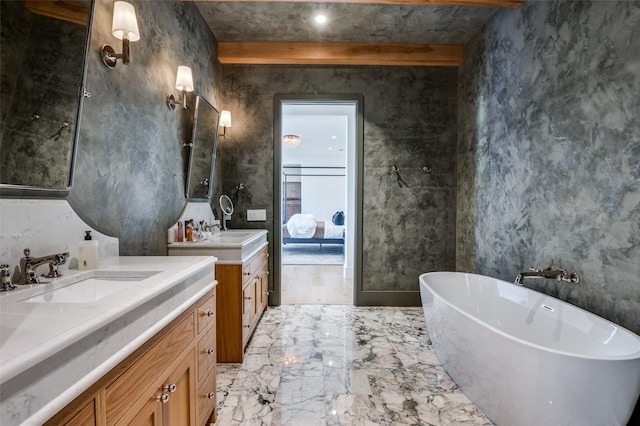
[315,14,327,24]
[331,135,337,139]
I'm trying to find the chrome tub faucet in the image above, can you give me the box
[18,248,70,285]
[514,266,580,286]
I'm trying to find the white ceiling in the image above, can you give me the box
[282,104,352,167]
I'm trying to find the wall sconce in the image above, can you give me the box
[219,110,231,138]
[100,1,140,68]
[166,66,194,110]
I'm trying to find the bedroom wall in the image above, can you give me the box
[301,176,345,221]
[457,0,640,334]
[220,65,458,303]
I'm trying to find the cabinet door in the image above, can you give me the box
[62,398,97,426]
[126,397,162,426]
[260,269,269,312]
[242,281,255,345]
[162,349,196,426]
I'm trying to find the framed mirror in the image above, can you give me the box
[0,0,94,196]
[186,96,220,199]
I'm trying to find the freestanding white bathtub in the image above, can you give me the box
[419,272,640,426]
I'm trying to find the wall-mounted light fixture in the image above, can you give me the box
[219,110,231,138]
[283,134,301,148]
[100,1,140,68]
[167,66,194,110]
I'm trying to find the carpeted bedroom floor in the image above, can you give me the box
[281,243,344,265]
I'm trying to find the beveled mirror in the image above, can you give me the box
[186,96,220,199]
[0,0,94,196]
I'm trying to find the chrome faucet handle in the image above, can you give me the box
[1,264,16,292]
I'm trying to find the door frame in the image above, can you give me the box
[272,94,364,306]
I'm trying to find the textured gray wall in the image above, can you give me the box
[220,65,458,299]
[66,0,221,255]
[457,0,640,334]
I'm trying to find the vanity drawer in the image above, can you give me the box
[197,330,216,381]
[105,313,195,425]
[197,361,217,425]
[196,294,216,334]
[242,246,268,282]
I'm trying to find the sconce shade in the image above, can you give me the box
[175,66,194,92]
[111,1,140,41]
[220,110,232,128]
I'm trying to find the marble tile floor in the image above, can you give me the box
[215,305,492,425]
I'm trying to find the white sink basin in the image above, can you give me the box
[19,271,159,304]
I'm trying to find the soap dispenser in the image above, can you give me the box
[78,231,99,270]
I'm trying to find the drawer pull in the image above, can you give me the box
[163,383,177,393]
[206,392,216,399]
[206,348,215,355]
[206,310,215,317]
[244,296,252,300]
[157,393,170,403]
[243,272,251,276]
[244,324,251,328]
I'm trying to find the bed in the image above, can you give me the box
[282,214,345,247]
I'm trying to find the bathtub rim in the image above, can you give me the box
[419,271,640,361]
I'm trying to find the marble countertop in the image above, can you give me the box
[0,255,217,425]
[168,229,268,264]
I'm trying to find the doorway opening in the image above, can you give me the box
[273,95,363,306]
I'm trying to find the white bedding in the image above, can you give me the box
[286,214,345,239]
[286,214,316,238]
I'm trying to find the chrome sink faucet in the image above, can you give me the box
[1,264,16,292]
[514,266,580,286]
[18,248,70,285]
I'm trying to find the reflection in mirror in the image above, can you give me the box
[186,96,220,199]
[0,0,93,195]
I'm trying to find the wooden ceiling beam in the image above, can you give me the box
[25,1,90,26]
[218,42,463,66]
[190,0,524,8]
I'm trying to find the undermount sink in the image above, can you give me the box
[19,271,159,304]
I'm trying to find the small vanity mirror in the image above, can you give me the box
[186,96,220,199]
[0,0,94,195]
[219,194,233,230]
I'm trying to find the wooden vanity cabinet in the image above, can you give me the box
[45,288,217,426]
[216,245,269,362]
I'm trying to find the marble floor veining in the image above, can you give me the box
[215,305,492,425]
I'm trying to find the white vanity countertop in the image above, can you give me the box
[168,229,268,264]
[0,255,217,425]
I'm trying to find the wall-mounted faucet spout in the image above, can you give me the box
[514,267,580,286]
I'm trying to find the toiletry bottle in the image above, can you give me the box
[186,221,193,242]
[78,231,98,270]
[177,222,184,242]
[167,226,175,244]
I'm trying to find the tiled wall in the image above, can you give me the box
[220,65,458,300]
[66,0,222,255]
[457,0,640,334]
